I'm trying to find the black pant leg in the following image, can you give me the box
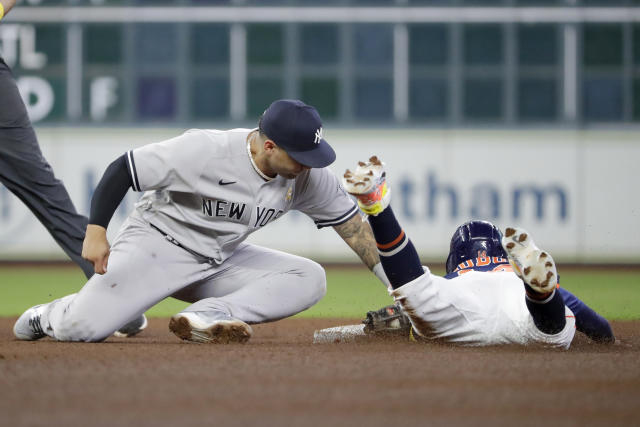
[0,58,94,278]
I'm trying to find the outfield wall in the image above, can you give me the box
[0,128,638,264]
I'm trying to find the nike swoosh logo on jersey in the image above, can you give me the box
[218,179,237,186]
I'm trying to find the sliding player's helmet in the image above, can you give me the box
[445,220,507,274]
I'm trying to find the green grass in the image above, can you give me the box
[0,266,638,319]
[554,271,640,320]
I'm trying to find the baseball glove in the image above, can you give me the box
[362,303,412,336]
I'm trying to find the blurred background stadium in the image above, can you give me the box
[1,0,639,267]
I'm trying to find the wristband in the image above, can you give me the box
[0,3,5,21]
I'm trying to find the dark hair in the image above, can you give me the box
[258,114,268,139]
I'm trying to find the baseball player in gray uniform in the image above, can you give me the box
[14,99,385,343]
[1,0,146,337]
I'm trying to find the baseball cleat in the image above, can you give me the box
[501,227,558,294]
[13,304,49,341]
[114,314,148,338]
[342,155,390,216]
[169,311,252,344]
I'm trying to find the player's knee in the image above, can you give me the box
[300,259,327,304]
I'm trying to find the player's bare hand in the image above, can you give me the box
[82,224,111,274]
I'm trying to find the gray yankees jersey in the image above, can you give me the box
[125,128,358,263]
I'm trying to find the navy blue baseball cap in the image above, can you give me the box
[259,99,336,168]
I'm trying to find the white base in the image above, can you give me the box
[313,324,366,344]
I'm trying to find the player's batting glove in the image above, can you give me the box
[362,303,412,336]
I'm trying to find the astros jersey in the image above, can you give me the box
[391,260,576,348]
[444,256,512,278]
[125,128,358,263]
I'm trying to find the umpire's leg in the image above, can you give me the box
[0,57,93,278]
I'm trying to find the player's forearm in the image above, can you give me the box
[333,214,380,271]
[90,154,133,228]
[0,0,17,20]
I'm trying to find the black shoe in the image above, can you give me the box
[114,314,148,338]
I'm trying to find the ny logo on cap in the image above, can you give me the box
[314,127,323,145]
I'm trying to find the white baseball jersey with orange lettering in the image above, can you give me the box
[392,264,576,348]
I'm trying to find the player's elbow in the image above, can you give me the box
[590,327,616,344]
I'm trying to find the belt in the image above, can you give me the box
[149,223,216,265]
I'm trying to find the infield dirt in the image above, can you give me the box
[1,317,639,427]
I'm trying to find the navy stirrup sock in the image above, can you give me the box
[368,207,424,289]
[525,287,567,335]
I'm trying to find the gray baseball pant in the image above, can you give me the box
[40,211,327,342]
